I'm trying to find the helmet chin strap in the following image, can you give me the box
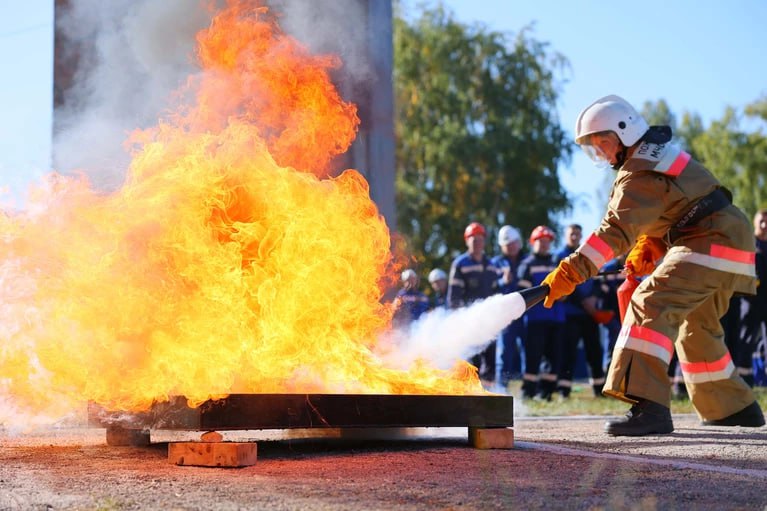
[611,145,628,170]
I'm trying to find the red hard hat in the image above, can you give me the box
[463,222,486,240]
[529,225,555,244]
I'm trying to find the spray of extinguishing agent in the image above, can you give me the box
[380,269,624,373]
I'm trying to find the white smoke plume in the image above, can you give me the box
[272,0,374,83]
[53,0,211,189]
[379,292,528,371]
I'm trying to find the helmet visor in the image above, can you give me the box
[580,136,613,169]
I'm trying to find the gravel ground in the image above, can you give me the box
[1,414,766,510]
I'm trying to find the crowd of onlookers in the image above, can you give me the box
[392,211,767,398]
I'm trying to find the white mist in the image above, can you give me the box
[381,292,527,370]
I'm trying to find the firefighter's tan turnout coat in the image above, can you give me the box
[561,140,757,420]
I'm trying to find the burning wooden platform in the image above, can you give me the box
[89,393,515,466]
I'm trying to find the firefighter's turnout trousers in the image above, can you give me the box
[604,206,757,420]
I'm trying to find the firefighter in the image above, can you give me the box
[542,94,764,435]
[447,222,501,383]
[491,225,527,385]
[517,225,564,400]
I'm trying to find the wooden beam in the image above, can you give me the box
[90,394,514,431]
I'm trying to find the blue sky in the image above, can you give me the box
[1,1,766,234]
[0,0,52,199]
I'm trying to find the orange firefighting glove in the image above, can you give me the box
[625,235,667,277]
[590,310,615,325]
[541,260,582,308]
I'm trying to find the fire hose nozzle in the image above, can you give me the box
[518,284,550,311]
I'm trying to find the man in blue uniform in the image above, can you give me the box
[555,224,612,397]
[393,269,430,327]
[491,225,526,386]
[517,225,565,400]
[447,222,501,383]
[427,268,448,309]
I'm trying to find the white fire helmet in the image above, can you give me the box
[401,269,417,282]
[575,95,649,166]
[497,225,521,246]
[428,268,447,284]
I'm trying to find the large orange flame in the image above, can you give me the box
[0,0,481,420]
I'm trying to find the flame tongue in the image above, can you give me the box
[0,1,481,421]
[185,1,358,177]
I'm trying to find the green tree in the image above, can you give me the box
[678,103,767,218]
[393,3,572,271]
[741,97,767,215]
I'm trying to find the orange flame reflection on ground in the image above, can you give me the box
[0,0,482,419]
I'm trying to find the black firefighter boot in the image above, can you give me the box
[605,399,674,436]
[701,401,765,427]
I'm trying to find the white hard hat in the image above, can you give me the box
[401,269,417,282]
[497,225,521,246]
[575,95,649,147]
[427,268,447,283]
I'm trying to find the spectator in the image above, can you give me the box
[491,225,527,386]
[742,209,767,386]
[543,94,764,435]
[555,224,611,398]
[754,338,767,387]
[427,268,448,309]
[447,222,501,384]
[393,269,429,327]
[517,225,564,400]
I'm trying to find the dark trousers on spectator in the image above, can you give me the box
[521,320,563,400]
[741,296,767,387]
[667,352,687,397]
[499,318,525,384]
[558,314,605,397]
[471,342,496,383]
[603,315,621,371]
